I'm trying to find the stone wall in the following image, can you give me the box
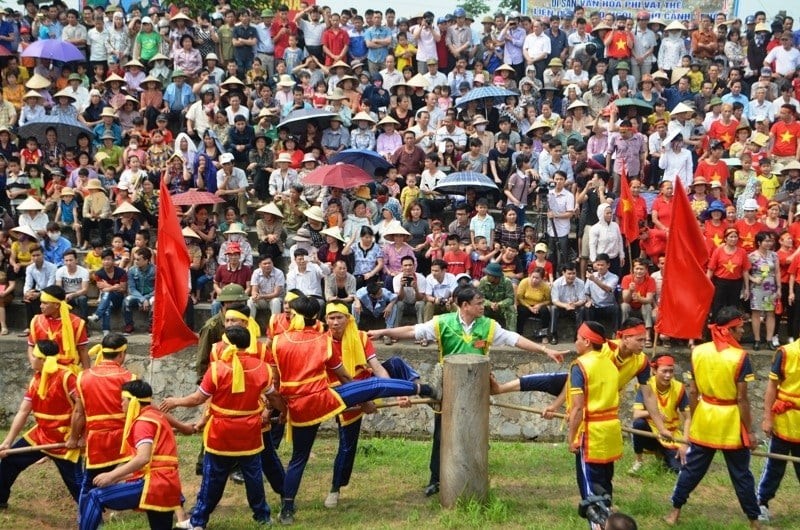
[0,341,774,441]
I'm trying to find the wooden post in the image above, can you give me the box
[440,354,490,508]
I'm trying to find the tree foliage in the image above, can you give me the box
[498,0,522,13]
[179,0,279,17]
[456,0,491,18]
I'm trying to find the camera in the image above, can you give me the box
[402,276,414,287]
[423,11,434,25]
[578,493,612,528]
[536,182,554,196]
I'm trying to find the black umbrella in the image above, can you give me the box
[278,108,337,136]
[18,115,93,147]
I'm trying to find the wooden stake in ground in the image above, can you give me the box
[441,355,490,508]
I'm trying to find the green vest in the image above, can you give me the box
[432,312,496,362]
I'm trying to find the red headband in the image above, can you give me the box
[708,317,744,351]
[578,323,605,345]
[650,355,675,369]
[617,324,647,338]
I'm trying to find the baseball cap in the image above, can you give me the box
[453,7,466,18]
[220,153,235,164]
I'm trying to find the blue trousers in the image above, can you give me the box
[191,452,270,528]
[78,464,115,525]
[671,443,760,520]
[757,435,800,507]
[261,416,285,496]
[331,356,420,492]
[576,446,615,500]
[631,418,681,473]
[94,291,123,331]
[283,377,419,508]
[519,372,568,396]
[80,478,173,530]
[0,438,82,505]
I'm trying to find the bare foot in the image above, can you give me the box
[664,508,680,526]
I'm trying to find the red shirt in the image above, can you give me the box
[770,120,800,157]
[777,247,794,284]
[639,228,667,261]
[621,274,656,309]
[270,19,298,63]
[526,258,554,279]
[704,220,727,249]
[605,30,631,59]
[735,219,766,252]
[321,28,349,66]
[708,245,748,280]
[694,159,730,187]
[707,119,739,149]
[651,195,673,229]
[444,249,470,275]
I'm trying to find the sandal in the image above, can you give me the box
[420,339,429,347]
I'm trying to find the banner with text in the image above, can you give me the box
[522,0,723,21]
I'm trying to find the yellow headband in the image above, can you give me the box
[87,344,127,366]
[121,390,152,454]
[285,291,300,303]
[287,309,306,331]
[326,303,366,378]
[32,345,60,400]
[40,292,78,365]
[224,310,261,352]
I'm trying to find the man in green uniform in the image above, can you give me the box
[370,285,565,496]
[478,262,518,331]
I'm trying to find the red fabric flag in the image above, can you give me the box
[655,179,714,339]
[151,181,197,358]
[617,163,638,243]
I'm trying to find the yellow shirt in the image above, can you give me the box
[757,174,780,200]
[394,43,417,74]
[516,277,550,307]
[400,186,420,218]
[84,251,103,272]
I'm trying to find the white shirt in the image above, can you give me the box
[523,32,550,63]
[286,263,324,297]
[216,167,248,191]
[658,148,694,189]
[424,272,457,300]
[55,265,89,294]
[392,272,428,304]
[764,46,800,77]
[771,96,800,117]
[87,27,109,61]
[380,68,404,92]
[422,71,448,92]
[546,187,575,238]
[413,310,521,345]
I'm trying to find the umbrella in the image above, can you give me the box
[433,172,499,195]
[614,98,654,117]
[21,39,85,63]
[456,86,518,108]
[302,163,373,189]
[278,108,337,136]
[328,148,392,174]
[171,190,226,206]
[18,115,92,147]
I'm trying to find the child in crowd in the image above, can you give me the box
[442,234,470,276]
[425,220,446,261]
[400,173,420,218]
[469,198,495,248]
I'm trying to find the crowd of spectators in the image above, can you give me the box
[0,2,798,347]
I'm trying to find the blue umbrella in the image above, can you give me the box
[18,115,92,147]
[21,39,85,63]
[456,86,518,108]
[433,171,499,195]
[328,148,392,174]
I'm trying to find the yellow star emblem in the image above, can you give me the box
[622,198,632,212]
[710,172,721,183]
[712,233,723,247]
[616,39,627,50]
[741,231,755,247]
[780,130,794,143]
[721,133,732,145]
[723,259,736,274]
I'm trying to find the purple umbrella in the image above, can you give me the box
[21,39,85,63]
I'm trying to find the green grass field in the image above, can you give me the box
[0,433,797,529]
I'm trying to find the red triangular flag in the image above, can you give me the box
[151,180,198,358]
[617,163,638,243]
[655,179,714,339]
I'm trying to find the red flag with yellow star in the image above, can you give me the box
[617,164,638,243]
[655,179,713,339]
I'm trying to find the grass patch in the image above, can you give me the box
[0,432,798,529]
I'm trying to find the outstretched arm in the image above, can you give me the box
[160,390,208,412]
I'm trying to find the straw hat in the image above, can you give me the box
[664,20,687,32]
[353,185,372,200]
[471,115,489,126]
[105,73,125,84]
[754,22,770,33]
[526,121,551,135]
[590,22,612,34]
[53,89,77,101]
[100,107,117,119]
[781,160,800,173]
[276,153,293,164]
[25,74,51,89]
[548,58,563,68]
[59,187,75,197]
[671,102,694,115]
[221,76,245,87]
[277,74,296,87]
[141,75,162,87]
[10,225,38,240]
[224,222,247,235]
[495,64,515,74]
[335,75,358,87]
[407,74,429,89]
[670,67,690,85]
[182,226,201,239]
[652,70,669,83]
[567,100,589,111]
[303,205,325,223]
[352,111,376,123]
[383,223,410,237]
[124,95,139,106]
[256,202,284,217]
[330,60,350,70]
[86,179,107,192]
[125,59,144,69]
[377,116,400,127]
[112,202,141,216]
[690,176,707,187]
[148,53,170,63]
[169,12,192,24]
[751,132,770,147]
[327,88,347,100]
[301,152,319,165]
[23,89,42,100]
[293,227,312,242]
[17,196,44,211]
[321,226,345,242]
